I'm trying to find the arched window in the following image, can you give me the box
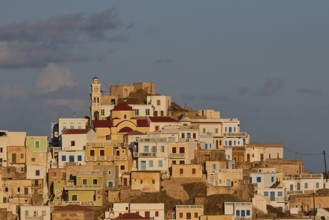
[94,111,99,120]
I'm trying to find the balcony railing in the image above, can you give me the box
[224,132,248,138]
[169,153,185,158]
[64,185,102,190]
[136,152,157,157]
[114,155,128,160]
[64,201,96,206]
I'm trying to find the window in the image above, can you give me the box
[256,177,261,183]
[203,128,206,133]
[236,210,240,216]
[179,168,183,174]
[72,195,77,201]
[20,153,24,159]
[186,212,191,219]
[124,114,127,119]
[35,170,40,176]
[0,147,2,153]
[192,168,196,174]
[71,141,75,146]
[93,179,98,185]
[101,109,105,116]
[25,210,29,216]
[108,182,113,188]
[83,179,87,185]
[305,183,308,189]
[193,133,196,139]
[34,140,40,148]
[157,100,161,105]
[77,155,82,161]
[179,213,183,218]
[135,109,139,116]
[144,146,149,153]
[161,146,165,152]
[271,176,275,182]
[212,164,216,170]
[31,158,35,162]
[42,211,46,216]
[108,170,112,175]
[17,187,20,192]
[215,128,218,134]
[218,179,222,184]
[158,160,163,167]
[145,211,150,218]
[100,150,105,156]
[90,150,95,156]
[179,147,185,153]
[145,109,150,116]
[187,133,191,139]
[24,187,28,195]
[152,179,155,184]
[316,182,320,188]
[278,192,283,197]
[210,176,214,182]
[120,165,125,170]
[5,187,8,192]
[62,155,66,161]
[179,160,185,164]
[241,210,245,217]
[149,160,153,167]
[155,211,159,217]
[264,191,269,196]
[246,210,251,216]
[181,133,185,139]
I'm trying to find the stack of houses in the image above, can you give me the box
[0,77,328,220]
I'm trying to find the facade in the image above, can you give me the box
[224,202,252,220]
[52,205,94,220]
[20,206,51,220]
[147,95,172,117]
[175,205,204,220]
[207,169,243,187]
[168,142,198,166]
[171,164,203,179]
[109,203,165,220]
[61,129,96,151]
[246,143,283,162]
[131,171,161,192]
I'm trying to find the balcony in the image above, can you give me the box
[32,184,42,188]
[224,132,248,138]
[114,155,128,160]
[64,201,96,206]
[64,162,78,166]
[86,156,114,162]
[136,152,157,157]
[64,184,102,190]
[169,153,185,159]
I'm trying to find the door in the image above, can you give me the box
[247,154,250,162]
[226,179,231,186]
[270,191,275,201]
[12,154,16,164]
[123,178,128,186]
[140,161,146,171]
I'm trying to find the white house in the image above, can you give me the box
[148,116,179,132]
[245,143,283,162]
[224,202,252,220]
[147,95,172,117]
[0,130,8,167]
[61,129,96,151]
[250,168,277,189]
[283,173,324,196]
[57,150,85,168]
[58,118,87,136]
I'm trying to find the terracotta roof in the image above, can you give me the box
[149,116,178,123]
[62,129,90,135]
[137,119,149,127]
[115,213,148,220]
[93,120,113,128]
[112,103,133,111]
[119,127,133,133]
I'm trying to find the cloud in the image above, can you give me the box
[36,63,77,94]
[0,9,126,68]
[297,88,322,96]
[153,58,172,65]
[259,78,284,96]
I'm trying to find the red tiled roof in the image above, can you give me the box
[112,103,133,111]
[149,116,178,123]
[119,127,133,133]
[115,213,148,220]
[137,119,149,127]
[93,120,113,128]
[62,129,90,135]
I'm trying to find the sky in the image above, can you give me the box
[1,1,329,172]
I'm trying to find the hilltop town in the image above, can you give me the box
[0,77,328,220]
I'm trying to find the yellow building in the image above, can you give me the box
[171,164,203,179]
[93,103,149,144]
[52,205,94,220]
[64,171,104,206]
[176,205,204,220]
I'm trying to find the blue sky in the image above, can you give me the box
[1,1,329,172]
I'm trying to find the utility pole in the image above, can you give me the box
[323,150,328,181]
